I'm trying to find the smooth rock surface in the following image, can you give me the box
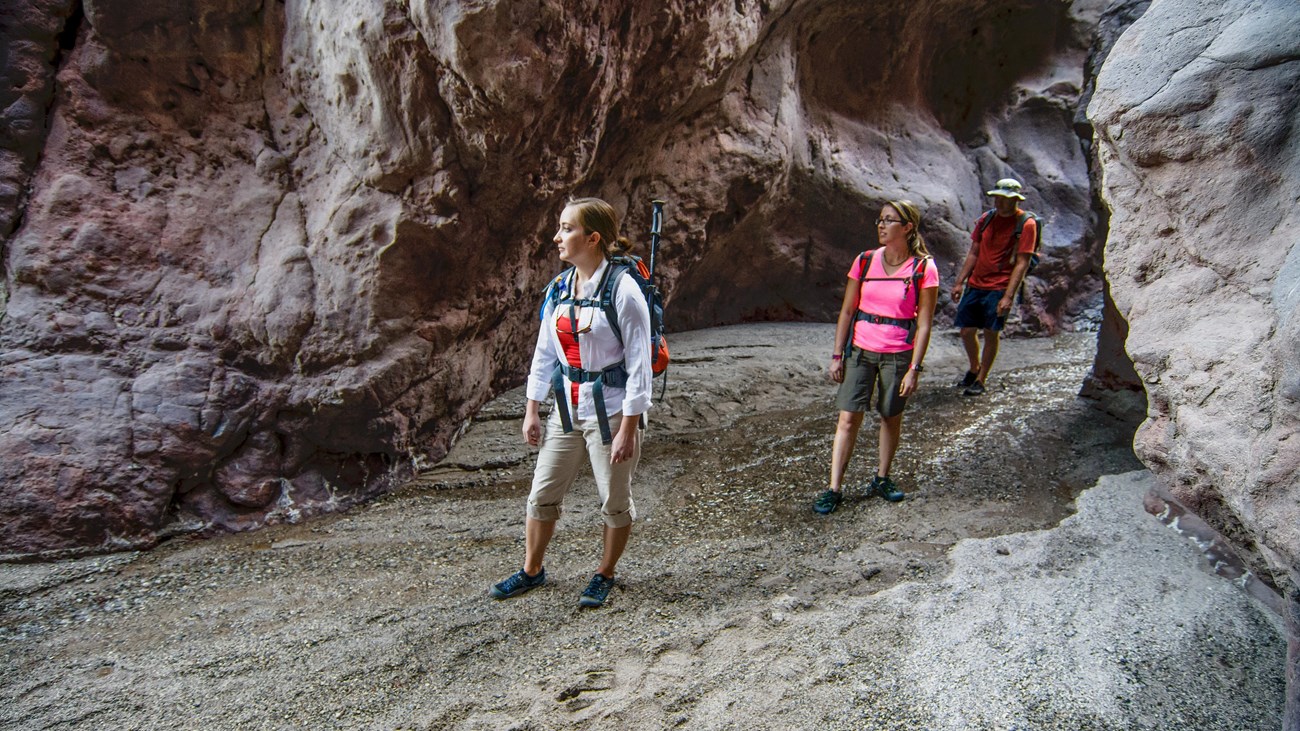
[1090,0,1300,594]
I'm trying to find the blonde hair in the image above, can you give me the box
[886,199,930,258]
[566,197,633,258]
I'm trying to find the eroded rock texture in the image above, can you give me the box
[1,0,1106,556]
[1091,0,1300,595]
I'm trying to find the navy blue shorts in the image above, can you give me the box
[953,287,1007,331]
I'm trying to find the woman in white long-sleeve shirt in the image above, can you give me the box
[491,197,653,609]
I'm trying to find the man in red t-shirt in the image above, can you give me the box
[949,178,1037,397]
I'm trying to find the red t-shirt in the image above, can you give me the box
[968,211,1037,290]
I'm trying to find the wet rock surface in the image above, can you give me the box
[0,325,1282,729]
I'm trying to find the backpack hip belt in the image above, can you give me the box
[852,311,918,345]
[549,360,629,445]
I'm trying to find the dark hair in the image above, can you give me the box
[566,197,632,258]
[886,199,930,258]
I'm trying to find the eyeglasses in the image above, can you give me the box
[876,218,905,226]
[558,308,595,336]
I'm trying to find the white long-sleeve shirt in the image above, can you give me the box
[526,258,653,419]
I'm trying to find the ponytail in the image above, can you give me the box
[887,199,930,259]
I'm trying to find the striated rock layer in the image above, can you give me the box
[1,0,1107,556]
[1090,0,1300,615]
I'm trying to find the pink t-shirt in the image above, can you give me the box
[846,249,940,353]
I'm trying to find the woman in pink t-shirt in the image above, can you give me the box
[814,200,939,515]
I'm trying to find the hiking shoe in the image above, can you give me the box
[579,573,616,608]
[955,371,978,388]
[491,568,545,600]
[962,381,986,397]
[813,489,843,515]
[870,475,905,502]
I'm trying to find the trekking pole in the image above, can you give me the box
[649,199,665,286]
[648,199,668,400]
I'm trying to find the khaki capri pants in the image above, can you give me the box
[527,410,641,528]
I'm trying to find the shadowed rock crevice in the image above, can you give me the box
[0,0,82,244]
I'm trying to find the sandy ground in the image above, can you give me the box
[0,324,1287,730]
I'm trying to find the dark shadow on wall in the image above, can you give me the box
[798,0,1070,138]
[926,1,1071,139]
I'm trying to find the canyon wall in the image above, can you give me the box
[1091,0,1300,597]
[0,0,1107,556]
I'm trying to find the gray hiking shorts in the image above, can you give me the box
[835,347,911,418]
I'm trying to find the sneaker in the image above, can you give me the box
[962,381,986,397]
[870,475,905,502]
[579,573,616,608]
[813,489,843,515]
[955,371,978,388]
[491,568,545,600]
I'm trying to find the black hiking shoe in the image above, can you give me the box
[579,573,616,608]
[955,371,978,388]
[962,381,986,397]
[870,475,905,502]
[491,568,545,599]
[813,489,843,515]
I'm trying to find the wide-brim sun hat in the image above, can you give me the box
[986,178,1026,200]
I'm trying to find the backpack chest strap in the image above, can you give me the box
[556,296,605,309]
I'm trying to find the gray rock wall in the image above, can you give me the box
[1090,0,1300,594]
[1,0,1106,556]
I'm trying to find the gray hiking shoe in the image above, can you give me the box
[813,489,843,515]
[870,475,905,502]
[962,381,986,397]
[491,568,545,599]
[579,573,616,608]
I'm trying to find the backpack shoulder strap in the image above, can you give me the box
[911,255,930,281]
[856,250,873,282]
[908,255,931,310]
[974,209,997,239]
[1012,211,1031,241]
[599,262,631,345]
[1023,211,1042,248]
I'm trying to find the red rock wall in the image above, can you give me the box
[0,0,1107,556]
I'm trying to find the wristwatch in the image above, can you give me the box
[908,363,924,373]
